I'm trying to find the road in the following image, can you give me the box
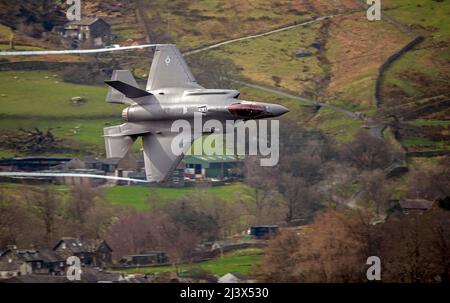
[182,15,338,56]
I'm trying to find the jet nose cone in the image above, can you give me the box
[271,104,289,117]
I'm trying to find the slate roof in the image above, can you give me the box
[1,275,68,283]
[54,238,112,253]
[399,199,433,210]
[15,249,64,263]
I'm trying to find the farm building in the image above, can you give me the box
[0,157,72,172]
[57,17,111,48]
[183,154,243,179]
[119,251,168,266]
[249,225,279,239]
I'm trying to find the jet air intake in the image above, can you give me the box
[228,103,266,118]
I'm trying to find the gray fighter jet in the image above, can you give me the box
[104,44,288,182]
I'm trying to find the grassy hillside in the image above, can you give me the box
[0,71,120,117]
[104,182,254,210]
[0,70,124,157]
[138,0,358,50]
[211,22,324,93]
[324,13,410,110]
[1,181,254,211]
[380,0,450,153]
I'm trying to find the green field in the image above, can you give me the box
[104,182,254,210]
[121,248,263,276]
[0,70,126,156]
[384,0,450,41]
[382,0,450,106]
[309,108,363,144]
[0,181,255,212]
[401,137,449,151]
[0,71,123,117]
[211,22,323,92]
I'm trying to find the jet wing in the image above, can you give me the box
[142,131,200,182]
[146,44,203,91]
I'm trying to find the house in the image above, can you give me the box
[0,247,65,276]
[390,199,434,216]
[59,17,111,48]
[116,153,145,173]
[218,272,254,283]
[0,260,31,279]
[53,238,113,268]
[119,251,168,266]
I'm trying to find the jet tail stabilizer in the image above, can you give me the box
[104,125,137,159]
[105,70,151,104]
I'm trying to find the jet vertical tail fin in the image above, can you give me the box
[146,44,203,91]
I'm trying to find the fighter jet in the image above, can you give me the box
[104,44,289,182]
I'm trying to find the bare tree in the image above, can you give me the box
[26,189,63,246]
[408,159,450,200]
[107,211,201,270]
[62,186,118,239]
[67,186,95,226]
[0,192,34,247]
[256,229,300,282]
[359,170,391,215]
[381,212,448,282]
[158,219,201,273]
[259,209,370,282]
[243,157,286,224]
[159,198,220,241]
[278,173,322,223]
[341,131,393,171]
